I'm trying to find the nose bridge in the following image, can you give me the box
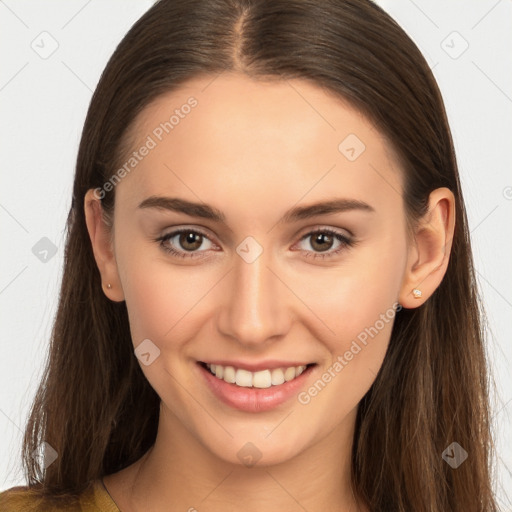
[217,239,289,345]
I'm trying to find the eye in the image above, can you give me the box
[156,228,216,259]
[294,228,354,259]
[155,227,354,261]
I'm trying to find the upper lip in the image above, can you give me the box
[199,360,314,372]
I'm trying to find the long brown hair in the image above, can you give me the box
[14,0,498,509]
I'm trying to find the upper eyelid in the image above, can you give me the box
[159,226,217,245]
[297,226,352,239]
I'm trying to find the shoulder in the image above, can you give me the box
[0,480,120,512]
[0,486,47,512]
[0,485,43,511]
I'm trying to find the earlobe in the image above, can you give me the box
[84,189,125,302]
[399,187,456,309]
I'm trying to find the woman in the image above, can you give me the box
[0,0,498,510]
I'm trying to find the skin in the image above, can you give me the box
[84,73,455,512]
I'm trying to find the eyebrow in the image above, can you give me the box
[137,196,375,224]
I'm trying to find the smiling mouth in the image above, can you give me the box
[198,362,316,388]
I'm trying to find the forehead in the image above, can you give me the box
[115,73,403,216]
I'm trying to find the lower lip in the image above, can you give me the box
[197,363,315,413]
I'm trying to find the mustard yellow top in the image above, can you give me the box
[0,479,120,511]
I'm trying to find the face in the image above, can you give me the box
[103,73,410,466]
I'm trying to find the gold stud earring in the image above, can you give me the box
[106,283,112,289]
[412,288,422,299]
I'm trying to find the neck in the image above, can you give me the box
[115,404,365,512]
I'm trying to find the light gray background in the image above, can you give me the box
[1,0,511,507]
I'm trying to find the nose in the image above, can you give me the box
[216,244,292,347]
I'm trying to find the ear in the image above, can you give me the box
[398,187,456,308]
[84,189,125,302]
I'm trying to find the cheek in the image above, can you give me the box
[117,255,215,412]
[291,232,406,417]
[293,258,403,430]
[119,256,213,346]
[294,233,406,350]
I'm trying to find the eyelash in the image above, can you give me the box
[155,227,354,260]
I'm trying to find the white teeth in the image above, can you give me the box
[284,367,296,381]
[271,368,285,385]
[235,369,253,387]
[252,370,272,389]
[205,363,309,388]
[223,365,236,383]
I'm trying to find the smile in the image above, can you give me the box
[205,362,308,388]
[197,361,316,412]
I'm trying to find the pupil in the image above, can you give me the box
[313,233,332,252]
[181,232,201,250]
